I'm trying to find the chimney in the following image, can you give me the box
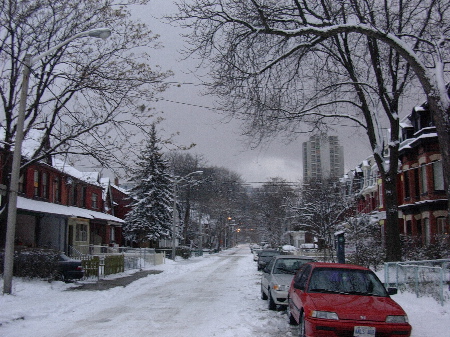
[114,177,119,186]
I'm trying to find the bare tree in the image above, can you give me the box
[172,0,450,261]
[253,177,297,247]
[166,152,206,246]
[295,179,352,261]
[0,0,173,245]
[197,166,247,250]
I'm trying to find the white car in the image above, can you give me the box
[261,255,315,310]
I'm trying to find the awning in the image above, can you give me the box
[17,196,124,223]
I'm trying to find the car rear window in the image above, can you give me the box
[274,259,307,274]
[261,252,279,257]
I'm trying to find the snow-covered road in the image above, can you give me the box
[1,245,449,336]
[1,246,294,336]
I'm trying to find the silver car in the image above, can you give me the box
[261,255,315,310]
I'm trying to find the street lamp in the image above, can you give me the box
[2,28,111,295]
[172,171,203,261]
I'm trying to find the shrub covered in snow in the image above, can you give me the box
[0,249,59,279]
[401,235,450,261]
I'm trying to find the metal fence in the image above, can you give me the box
[384,259,450,306]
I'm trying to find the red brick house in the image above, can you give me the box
[0,150,127,255]
[346,102,448,247]
[398,104,448,245]
[101,177,131,247]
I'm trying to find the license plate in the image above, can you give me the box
[354,326,376,337]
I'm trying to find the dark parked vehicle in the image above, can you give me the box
[288,262,411,337]
[257,249,280,270]
[55,254,84,282]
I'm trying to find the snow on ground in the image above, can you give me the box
[1,245,449,337]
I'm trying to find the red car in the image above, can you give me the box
[287,262,411,337]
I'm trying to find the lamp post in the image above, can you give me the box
[172,171,203,261]
[2,28,111,295]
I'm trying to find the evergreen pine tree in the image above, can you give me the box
[124,124,173,246]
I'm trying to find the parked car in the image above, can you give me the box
[261,255,315,310]
[55,254,84,282]
[253,249,263,261]
[257,249,280,270]
[287,262,412,337]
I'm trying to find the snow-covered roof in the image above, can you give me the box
[413,105,426,112]
[399,114,413,128]
[17,196,124,223]
[53,158,100,185]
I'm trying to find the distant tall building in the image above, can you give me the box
[302,134,344,181]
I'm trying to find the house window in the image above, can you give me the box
[42,172,49,199]
[18,173,25,194]
[420,164,427,194]
[54,177,61,203]
[437,217,447,235]
[80,186,87,208]
[433,161,444,191]
[76,223,88,242]
[92,193,98,209]
[414,168,420,198]
[69,184,78,206]
[110,226,115,242]
[404,171,410,199]
[33,170,40,197]
[406,220,412,235]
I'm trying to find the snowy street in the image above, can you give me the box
[1,246,293,337]
[1,245,449,336]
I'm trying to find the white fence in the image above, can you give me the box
[384,259,450,306]
[69,245,165,271]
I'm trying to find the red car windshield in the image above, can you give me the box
[307,267,388,297]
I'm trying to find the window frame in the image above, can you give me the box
[432,161,444,191]
[33,170,40,197]
[92,192,98,209]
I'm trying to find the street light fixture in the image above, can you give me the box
[172,171,203,261]
[2,28,111,295]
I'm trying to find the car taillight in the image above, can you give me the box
[76,266,83,271]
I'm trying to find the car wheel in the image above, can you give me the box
[54,272,65,282]
[287,300,298,325]
[298,311,306,337]
[268,290,277,310]
[261,285,268,300]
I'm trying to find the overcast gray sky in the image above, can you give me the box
[131,1,373,184]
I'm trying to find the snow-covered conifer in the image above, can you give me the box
[124,124,173,246]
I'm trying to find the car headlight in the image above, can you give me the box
[273,284,288,291]
[311,310,339,320]
[386,315,409,323]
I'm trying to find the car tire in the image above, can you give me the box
[261,285,268,300]
[268,290,277,310]
[298,311,306,337]
[54,272,65,282]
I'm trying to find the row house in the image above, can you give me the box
[101,177,132,247]
[0,150,129,255]
[340,156,384,223]
[343,102,448,246]
[398,104,448,245]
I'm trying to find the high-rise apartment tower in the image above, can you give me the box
[302,134,344,181]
